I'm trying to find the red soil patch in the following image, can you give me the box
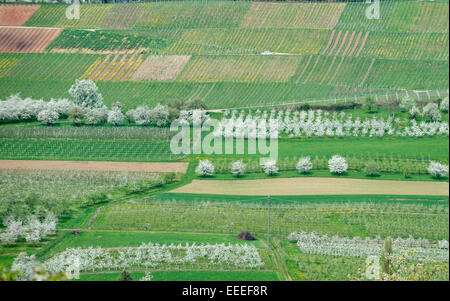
[0,27,61,53]
[0,160,189,173]
[0,5,39,26]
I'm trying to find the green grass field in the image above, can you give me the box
[0,135,447,162]
[76,271,282,281]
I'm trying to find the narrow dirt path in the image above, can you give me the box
[273,237,292,281]
[0,160,189,173]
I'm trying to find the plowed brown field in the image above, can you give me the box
[0,27,61,53]
[172,177,449,196]
[0,5,39,26]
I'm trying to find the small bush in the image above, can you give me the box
[364,161,381,177]
[117,271,133,281]
[296,157,313,174]
[399,95,416,111]
[237,231,255,241]
[402,164,412,178]
[363,96,377,112]
[68,106,85,126]
[440,97,449,112]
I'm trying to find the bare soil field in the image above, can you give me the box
[0,160,189,173]
[131,55,191,81]
[0,5,39,26]
[0,27,61,53]
[172,177,449,196]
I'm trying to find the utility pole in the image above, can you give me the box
[267,195,270,250]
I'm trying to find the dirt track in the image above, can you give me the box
[171,177,449,196]
[0,160,188,173]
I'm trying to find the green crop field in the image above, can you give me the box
[0,0,448,108]
[0,0,449,283]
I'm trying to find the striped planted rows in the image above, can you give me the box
[178,55,303,82]
[82,52,145,82]
[0,53,98,80]
[25,2,250,29]
[0,27,61,53]
[293,55,448,89]
[241,1,346,29]
[336,0,449,33]
[320,30,369,57]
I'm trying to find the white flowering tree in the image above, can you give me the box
[195,160,215,177]
[11,253,42,281]
[140,272,154,281]
[213,109,449,139]
[0,213,57,244]
[68,80,104,109]
[0,217,24,244]
[107,110,124,126]
[288,232,449,263]
[133,106,152,125]
[231,160,246,177]
[328,155,348,174]
[427,161,449,179]
[296,157,313,174]
[151,104,170,127]
[423,103,441,121]
[262,159,279,176]
[37,109,59,125]
[399,95,416,111]
[409,106,422,119]
[84,107,108,125]
[47,98,73,117]
[440,97,449,112]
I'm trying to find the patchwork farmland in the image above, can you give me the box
[0,1,449,284]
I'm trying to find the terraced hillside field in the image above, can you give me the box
[0,1,448,109]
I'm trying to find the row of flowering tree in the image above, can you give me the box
[196,158,448,178]
[214,108,449,139]
[288,232,449,262]
[0,80,172,127]
[0,213,57,244]
[11,243,264,280]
